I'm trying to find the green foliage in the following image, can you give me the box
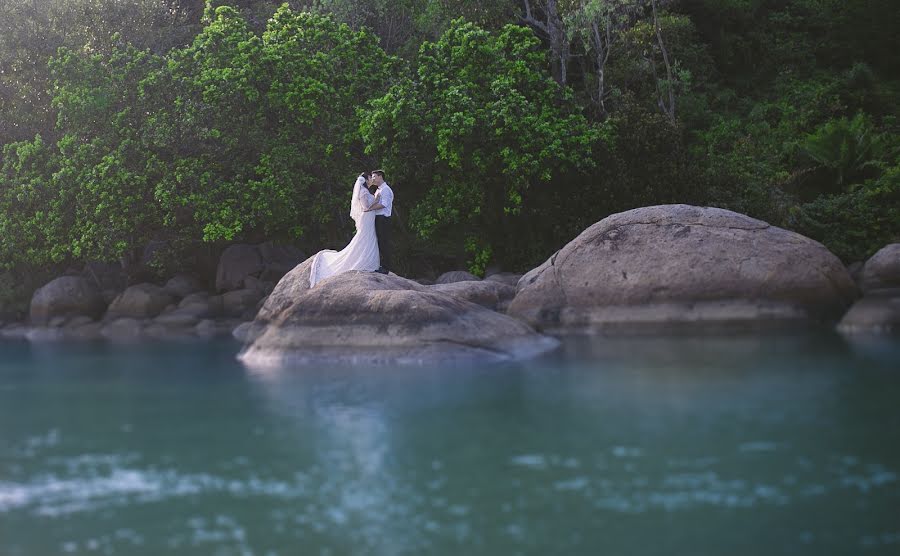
[142,5,398,246]
[791,165,900,262]
[799,111,894,195]
[0,0,898,286]
[0,135,61,269]
[361,19,599,271]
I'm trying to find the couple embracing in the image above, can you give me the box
[309,170,394,287]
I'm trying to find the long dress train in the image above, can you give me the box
[309,178,380,287]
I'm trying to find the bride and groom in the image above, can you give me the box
[309,170,394,287]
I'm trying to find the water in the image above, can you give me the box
[1,331,899,555]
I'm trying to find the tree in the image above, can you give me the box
[361,19,598,273]
[520,0,571,85]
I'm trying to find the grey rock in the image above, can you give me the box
[258,241,305,282]
[232,321,265,343]
[0,323,28,339]
[860,244,900,293]
[435,270,481,284]
[429,280,516,311]
[81,261,125,291]
[66,321,103,340]
[195,319,237,338]
[163,274,204,298]
[238,257,558,367]
[30,276,106,326]
[847,261,864,288]
[177,292,223,319]
[101,317,145,339]
[154,310,201,327]
[26,327,65,342]
[49,316,68,327]
[243,275,274,295]
[222,289,264,318]
[509,204,858,332]
[484,272,523,288]
[144,323,198,340]
[195,318,243,338]
[838,288,900,333]
[65,316,95,328]
[216,244,264,292]
[179,292,211,307]
[106,283,176,319]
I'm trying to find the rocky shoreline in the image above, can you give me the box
[2,205,899,364]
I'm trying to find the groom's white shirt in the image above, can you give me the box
[374,182,393,217]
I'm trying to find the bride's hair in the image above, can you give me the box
[359,171,372,181]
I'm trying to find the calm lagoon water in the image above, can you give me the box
[1,331,899,555]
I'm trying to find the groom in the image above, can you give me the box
[364,169,394,274]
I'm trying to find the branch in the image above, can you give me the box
[520,0,549,35]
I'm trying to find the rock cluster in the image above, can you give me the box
[5,205,897,364]
[1,241,302,342]
[238,257,557,367]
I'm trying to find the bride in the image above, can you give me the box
[309,172,381,287]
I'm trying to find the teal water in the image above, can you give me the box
[1,332,899,555]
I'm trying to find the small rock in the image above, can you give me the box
[106,283,176,319]
[838,288,900,333]
[232,321,265,343]
[154,311,201,327]
[222,289,263,318]
[101,318,145,339]
[163,274,204,298]
[484,273,523,288]
[435,270,481,284]
[26,327,65,342]
[860,244,900,293]
[65,316,95,328]
[429,280,516,311]
[0,323,28,339]
[48,316,68,327]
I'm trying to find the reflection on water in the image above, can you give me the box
[1,331,899,555]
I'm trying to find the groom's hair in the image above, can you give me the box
[372,169,386,179]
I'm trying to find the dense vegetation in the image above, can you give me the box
[1,0,898,316]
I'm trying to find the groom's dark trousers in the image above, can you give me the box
[375,215,392,271]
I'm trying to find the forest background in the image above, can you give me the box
[1,0,898,318]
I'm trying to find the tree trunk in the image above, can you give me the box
[521,0,570,86]
[651,0,676,123]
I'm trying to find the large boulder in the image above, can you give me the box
[238,257,558,367]
[508,205,858,332]
[105,283,175,319]
[860,244,900,293]
[29,276,106,325]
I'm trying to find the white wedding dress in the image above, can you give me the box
[309,176,380,287]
